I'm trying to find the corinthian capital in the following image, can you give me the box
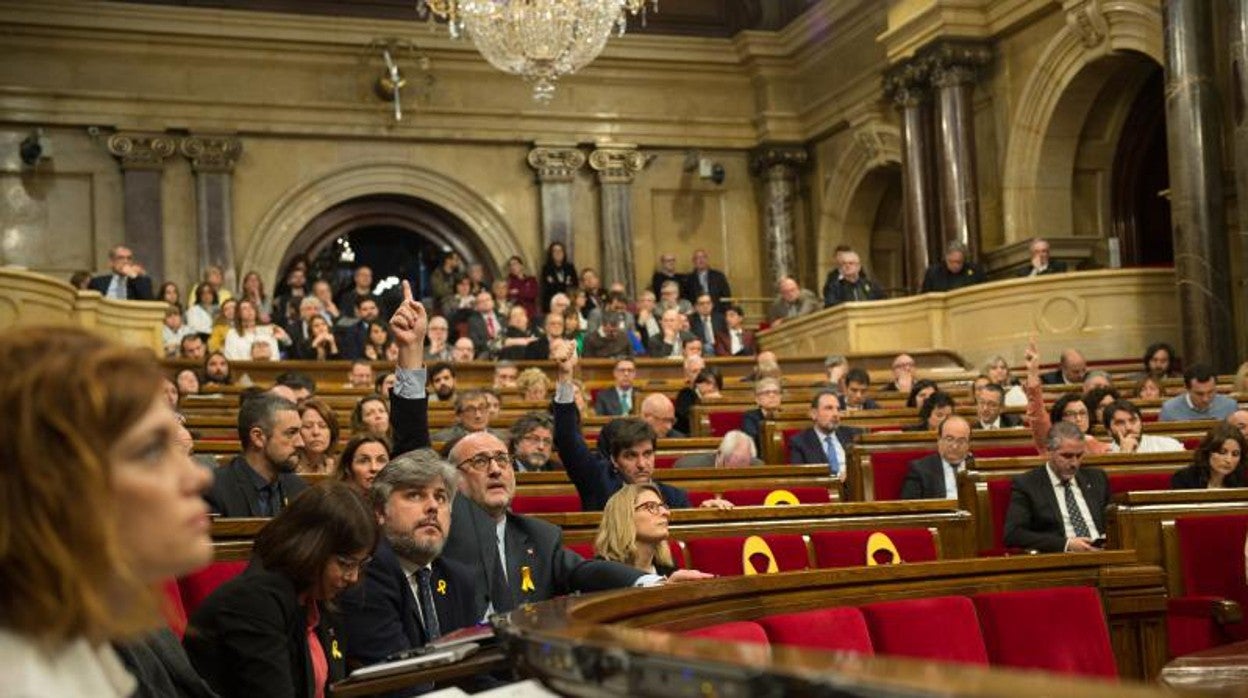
[751,145,808,178]
[106,133,177,171]
[923,41,992,89]
[589,145,645,184]
[180,135,243,173]
[528,145,586,183]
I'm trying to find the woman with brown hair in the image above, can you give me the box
[335,435,391,494]
[184,482,378,697]
[0,326,214,695]
[296,398,340,474]
[350,394,391,440]
[1172,423,1248,490]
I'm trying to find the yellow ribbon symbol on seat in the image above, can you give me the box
[742,536,779,576]
[520,565,535,592]
[763,489,799,507]
[865,532,901,566]
[330,639,343,660]
[436,579,447,595]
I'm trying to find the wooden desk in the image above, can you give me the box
[1160,639,1248,694]
[329,647,507,697]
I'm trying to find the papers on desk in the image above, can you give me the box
[348,642,479,680]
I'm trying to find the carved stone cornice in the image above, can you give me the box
[588,145,645,185]
[750,145,808,177]
[106,133,177,171]
[527,146,586,183]
[922,41,992,89]
[1064,0,1109,49]
[180,135,243,174]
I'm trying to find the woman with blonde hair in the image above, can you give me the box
[594,484,714,583]
[516,366,551,402]
[223,298,286,361]
[0,326,213,695]
[207,298,237,353]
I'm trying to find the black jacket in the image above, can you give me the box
[899,453,956,500]
[920,263,985,293]
[788,426,861,467]
[681,268,732,310]
[88,273,155,301]
[1002,465,1110,552]
[204,456,308,518]
[822,273,884,307]
[1015,260,1068,277]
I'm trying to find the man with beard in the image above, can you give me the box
[204,393,307,517]
[1103,400,1184,453]
[510,412,555,472]
[338,451,476,667]
[428,362,457,402]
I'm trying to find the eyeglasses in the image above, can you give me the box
[335,554,373,574]
[521,434,553,447]
[458,451,512,471]
[459,404,488,415]
[1062,408,1089,419]
[634,501,669,515]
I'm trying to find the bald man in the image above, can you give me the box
[640,393,685,438]
[900,416,974,500]
[1041,348,1088,386]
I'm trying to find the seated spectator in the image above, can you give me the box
[594,359,638,417]
[238,270,272,324]
[347,359,374,389]
[450,337,476,363]
[361,320,391,361]
[839,367,879,412]
[921,240,983,293]
[587,290,635,336]
[823,250,884,307]
[207,298,237,353]
[271,263,307,327]
[982,354,1027,406]
[1023,338,1110,455]
[646,308,695,359]
[336,265,374,320]
[425,315,453,361]
[901,416,973,499]
[595,484,714,580]
[430,250,463,310]
[767,276,820,326]
[822,354,848,392]
[563,305,586,354]
[430,390,507,444]
[286,296,325,360]
[640,393,684,438]
[579,268,604,312]
[634,289,662,347]
[160,280,181,310]
[1135,374,1163,400]
[1103,400,1183,454]
[1082,386,1120,429]
[510,412,556,472]
[883,353,916,393]
[516,367,551,402]
[351,394,391,441]
[1143,341,1180,380]
[275,371,316,401]
[583,310,635,359]
[161,304,193,358]
[440,274,476,321]
[201,350,233,387]
[1016,237,1067,277]
[906,378,939,409]
[526,310,564,361]
[903,391,956,432]
[250,339,276,362]
[303,314,340,360]
[1003,421,1109,552]
[657,279,692,315]
[175,367,201,397]
[650,252,683,296]
[744,351,783,384]
[296,398,339,474]
[682,337,705,359]
[1172,423,1247,489]
[223,298,285,361]
[715,304,756,357]
[375,371,396,399]
[1230,410,1248,440]
[335,435,391,494]
[429,362,457,402]
[687,293,726,351]
[1082,369,1112,393]
[674,368,723,435]
[789,389,862,476]
[89,244,155,300]
[185,483,376,697]
[498,304,538,360]
[742,377,783,453]
[673,430,763,469]
[180,333,207,361]
[206,393,307,517]
[493,360,520,390]
[682,249,732,310]
[190,264,233,308]
[1160,364,1239,421]
[341,296,384,360]
[68,269,91,289]
[974,383,1022,429]
[1041,347,1087,385]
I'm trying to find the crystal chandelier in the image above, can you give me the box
[420,0,655,102]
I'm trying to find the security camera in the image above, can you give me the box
[710,163,725,186]
[19,130,50,167]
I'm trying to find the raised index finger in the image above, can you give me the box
[401,279,414,303]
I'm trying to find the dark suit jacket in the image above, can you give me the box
[973,414,1023,429]
[390,386,644,618]
[204,456,308,518]
[1002,465,1110,552]
[553,400,692,512]
[593,387,633,417]
[920,263,985,293]
[650,270,684,295]
[822,274,884,307]
[337,537,476,667]
[714,329,756,357]
[646,331,696,358]
[88,273,155,301]
[466,312,505,358]
[1039,369,1072,385]
[337,320,370,361]
[838,396,881,411]
[900,453,955,500]
[184,560,345,698]
[687,312,726,348]
[741,408,766,453]
[682,268,732,309]
[788,426,860,468]
[1015,260,1068,277]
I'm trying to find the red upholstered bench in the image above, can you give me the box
[859,596,988,666]
[719,487,832,506]
[777,427,805,463]
[1168,514,1248,657]
[707,410,746,437]
[1108,471,1174,494]
[861,448,929,501]
[972,586,1117,678]
[684,534,810,576]
[757,607,874,654]
[178,560,247,616]
[979,478,1016,556]
[511,493,582,514]
[809,528,938,568]
[684,621,770,645]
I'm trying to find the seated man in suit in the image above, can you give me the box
[1016,237,1068,277]
[338,450,476,667]
[640,393,685,438]
[742,377,782,454]
[822,250,884,307]
[920,240,984,293]
[1160,364,1240,421]
[1003,421,1110,552]
[673,430,763,469]
[714,305,756,357]
[466,290,505,359]
[789,389,862,478]
[205,393,308,517]
[551,342,731,511]
[687,293,726,353]
[1103,400,1184,453]
[839,367,880,412]
[593,359,637,416]
[646,308,696,358]
[883,353,916,393]
[900,416,973,500]
[973,383,1023,430]
[385,282,677,618]
[88,244,155,300]
[767,276,821,327]
[1040,347,1087,385]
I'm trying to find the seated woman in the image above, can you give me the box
[674,368,724,435]
[594,484,712,581]
[1081,386,1120,430]
[1023,338,1110,455]
[296,397,339,474]
[1172,423,1247,489]
[905,378,939,410]
[982,354,1027,406]
[304,314,341,361]
[175,367,201,398]
[516,366,551,402]
[350,394,391,440]
[336,435,391,494]
[0,326,214,696]
[902,391,955,432]
[361,321,390,361]
[1135,374,1163,400]
[184,483,377,698]
[223,299,287,361]
[207,298,237,353]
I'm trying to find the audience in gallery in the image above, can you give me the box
[89,244,156,301]
[905,378,939,410]
[539,241,577,313]
[206,299,237,353]
[822,249,884,307]
[920,240,984,293]
[1160,364,1240,421]
[1171,423,1247,489]
[1016,237,1067,277]
[903,391,956,433]
[767,276,821,326]
[335,434,391,495]
[595,484,715,581]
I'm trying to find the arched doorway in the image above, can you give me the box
[1110,66,1172,266]
[839,163,905,295]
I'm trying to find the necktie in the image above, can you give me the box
[486,314,497,338]
[1062,481,1091,538]
[824,435,840,475]
[257,483,276,517]
[620,390,631,414]
[703,317,714,345]
[415,568,441,641]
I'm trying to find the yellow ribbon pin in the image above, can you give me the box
[520,565,535,592]
[436,579,447,595]
[330,639,343,660]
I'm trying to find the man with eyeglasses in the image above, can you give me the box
[88,244,155,300]
[901,416,973,500]
[1004,421,1110,553]
[430,389,508,444]
[742,377,782,454]
[386,281,661,619]
[510,412,556,472]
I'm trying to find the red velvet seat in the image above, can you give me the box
[178,560,247,615]
[510,493,582,513]
[757,607,874,654]
[980,478,1015,555]
[777,427,804,463]
[720,487,831,506]
[1107,472,1173,494]
[684,621,770,645]
[161,578,188,638]
[565,542,595,559]
[809,528,938,569]
[972,586,1118,678]
[860,596,988,665]
[1168,514,1248,657]
[686,490,715,507]
[707,410,745,437]
[684,534,810,576]
[861,449,929,501]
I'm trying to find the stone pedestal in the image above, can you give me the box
[589,145,645,299]
[927,43,991,261]
[751,145,807,283]
[886,63,939,292]
[106,133,177,284]
[527,145,586,261]
[180,135,243,291]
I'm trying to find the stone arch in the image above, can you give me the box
[818,120,903,276]
[238,159,521,284]
[1001,1,1163,244]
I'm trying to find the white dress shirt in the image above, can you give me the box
[1047,464,1101,543]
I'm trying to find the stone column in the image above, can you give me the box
[886,63,938,292]
[180,135,243,291]
[750,145,808,283]
[106,133,177,284]
[1164,0,1236,370]
[588,144,645,299]
[928,42,991,261]
[527,144,586,261]
[1228,0,1248,358]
